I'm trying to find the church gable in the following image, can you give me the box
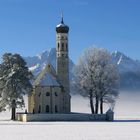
[33,64,60,87]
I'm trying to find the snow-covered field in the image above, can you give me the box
[0,91,140,140]
[0,121,140,140]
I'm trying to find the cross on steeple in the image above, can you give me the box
[61,11,64,24]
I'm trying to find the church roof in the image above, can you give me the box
[33,64,60,87]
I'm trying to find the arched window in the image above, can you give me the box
[33,108,35,114]
[46,105,49,113]
[38,105,41,113]
[46,92,50,96]
[58,43,60,51]
[61,43,64,51]
[55,105,58,113]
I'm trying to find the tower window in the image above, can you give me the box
[46,105,49,113]
[38,92,41,97]
[46,92,50,96]
[61,43,64,51]
[66,43,68,51]
[58,43,60,51]
[55,105,58,113]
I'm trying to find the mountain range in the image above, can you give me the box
[24,48,140,90]
[111,51,140,90]
[24,48,75,81]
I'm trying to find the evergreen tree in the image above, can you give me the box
[0,53,33,120]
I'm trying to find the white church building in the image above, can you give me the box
[28,16,71,114]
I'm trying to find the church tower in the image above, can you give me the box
[56,15,71,113]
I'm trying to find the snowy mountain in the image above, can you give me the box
[24,49,140,90]
[112,51,140,73]
[111,51,140,90]
[24,48,75,81]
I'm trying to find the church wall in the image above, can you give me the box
[16,113,114,122]
[29,86,64,114]
[28,93,34,113]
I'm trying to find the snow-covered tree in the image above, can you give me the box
[0,53,33,120]
[74,47,119,114]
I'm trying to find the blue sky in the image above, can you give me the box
[0,0,140,63]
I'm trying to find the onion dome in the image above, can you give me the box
[56,16,69,33]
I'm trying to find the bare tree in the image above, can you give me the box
[74,47,119,114]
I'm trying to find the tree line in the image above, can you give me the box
[0,47,119,120]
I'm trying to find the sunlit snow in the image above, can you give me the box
[117,55,123,65]
[0,91,140,140]
[29,64,40,71]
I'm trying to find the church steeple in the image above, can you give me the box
[55,14,70,113]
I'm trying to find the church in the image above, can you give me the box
[17,16,114,122]
[28,16,71,114]
[15,13,115,122]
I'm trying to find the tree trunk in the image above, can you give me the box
[11,107,16,120]
[89,91,94,114]
[90,96,94,114]
[95,96,99,114]
[11,100,16,120]
[100,97,103,114]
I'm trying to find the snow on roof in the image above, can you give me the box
[56,23,67,28]
[39,72,60,86]
[33,64,60,87]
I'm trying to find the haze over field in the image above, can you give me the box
[0,91,140,120]
[72,91,140,118]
